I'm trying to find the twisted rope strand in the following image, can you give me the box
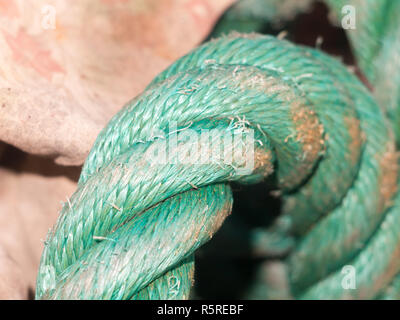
[36,33,399,299]
[326,0,400,144]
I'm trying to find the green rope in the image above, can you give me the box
[325,0,400,145]
[34,31,400,299]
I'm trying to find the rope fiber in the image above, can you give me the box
[35,1,400,300]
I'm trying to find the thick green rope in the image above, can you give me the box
[326,0,400,145]
[322,0,400,300]
[34,31,400,299]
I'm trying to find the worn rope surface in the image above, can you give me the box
[35,31,400,299]
[325,0,400,299]
[326,0,400,145]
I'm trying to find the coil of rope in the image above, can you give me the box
[35,28,400,299]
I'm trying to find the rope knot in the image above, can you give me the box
[36,34,399,300]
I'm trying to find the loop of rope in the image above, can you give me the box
[36,33,400,299]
